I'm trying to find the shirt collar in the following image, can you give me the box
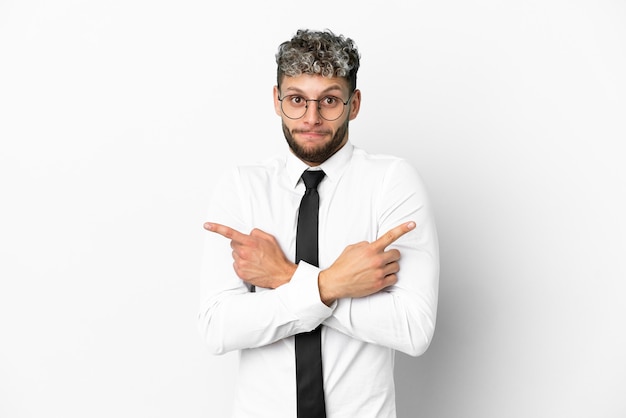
[286,141,354,189]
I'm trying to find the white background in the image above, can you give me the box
[1,1,625,417]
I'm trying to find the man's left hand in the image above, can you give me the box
[204,222,297,289]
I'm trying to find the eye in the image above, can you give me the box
[321,96,339,107]
[288,95,306,106]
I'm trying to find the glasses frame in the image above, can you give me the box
[277,92,354,121]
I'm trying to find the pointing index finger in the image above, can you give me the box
[203,222,247,242]
[372,221,416,250]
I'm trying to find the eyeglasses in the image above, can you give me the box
[278,92,353,121]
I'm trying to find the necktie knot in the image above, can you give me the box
[301,170,325,190]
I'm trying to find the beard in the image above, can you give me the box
[282,117,349,164]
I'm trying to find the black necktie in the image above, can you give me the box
[295,170,326,418]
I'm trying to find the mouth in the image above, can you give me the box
[295,130,330,140]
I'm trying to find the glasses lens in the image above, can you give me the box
[281,96,306,119]
[319,97,344,121]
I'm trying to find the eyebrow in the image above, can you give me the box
[282,85,345,96]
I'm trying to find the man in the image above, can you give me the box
[198,29,439,418]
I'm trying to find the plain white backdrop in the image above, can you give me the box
[1,1,625,417]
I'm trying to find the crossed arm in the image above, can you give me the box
[203,221,416,306]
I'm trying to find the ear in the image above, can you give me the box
[348,89,361,121]
[273,86,282,116]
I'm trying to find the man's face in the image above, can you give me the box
[274,74,361,166]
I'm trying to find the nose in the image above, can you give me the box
[303,100,322,124]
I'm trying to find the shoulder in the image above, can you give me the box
[222,154,285,183]
[350,146,420,178]
[209,155,291,202]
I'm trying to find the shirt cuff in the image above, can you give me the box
[276,261,334,330]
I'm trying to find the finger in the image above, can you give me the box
[372,221,415,250]
[382,248,401,264]
[383,260,400,276]
[250,228,273,240]
[382,273,398,288]
[204,222,248,242]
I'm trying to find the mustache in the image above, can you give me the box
[291,129,332,135]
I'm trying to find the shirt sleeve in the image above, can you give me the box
[322,159,440,356]
[197,168,333,355]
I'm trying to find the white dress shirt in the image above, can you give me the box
[198,141,439,418]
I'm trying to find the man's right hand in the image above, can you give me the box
[318,221,416,306]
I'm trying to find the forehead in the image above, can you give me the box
[280,74,350,95]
